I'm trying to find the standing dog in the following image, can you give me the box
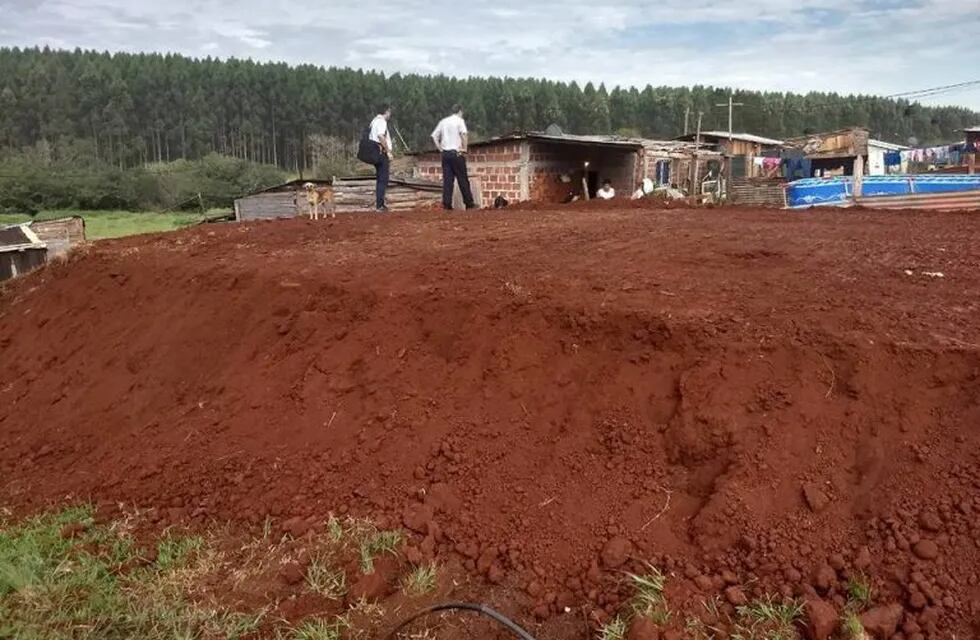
[304,182,335,220]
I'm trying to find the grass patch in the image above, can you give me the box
[0,505,256,640]
[0,209,212,240]
[841,611,866,639]
[627,565,671,625]
[846,575,873,610]
[402,564,438,597]
[597,615,628,640]
[289,616,349,640]
[359,530,402,574]
[306,555,347,600]
[732,595,804,640]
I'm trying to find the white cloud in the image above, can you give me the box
[0,0,977,109]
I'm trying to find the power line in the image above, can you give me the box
[885,79,980,99]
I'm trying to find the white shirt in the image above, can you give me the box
[369,115,388,144]
[597,186,616,200]
[432,114,468,152]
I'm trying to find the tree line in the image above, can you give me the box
[2,47,978,173]
[1,47,977,213]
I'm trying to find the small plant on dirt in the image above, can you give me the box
[685,596,726,639]
[326,514,345,543]
[627,564,671,625]
[841,611,867,640]
[306,554,347,599]
[403,563,438,596]
[732,595,804,640]
[597,615,628,640]
[846,575,873,610]
[359,530,403,573]
[291,616,349,640]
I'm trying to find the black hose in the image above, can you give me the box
[383,602,538,640]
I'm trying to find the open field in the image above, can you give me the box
[1,206,979,639]
[0,210,214,240]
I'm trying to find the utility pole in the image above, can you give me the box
[692,111,703,195]
[715,94,745,148]
[683,107,690,136]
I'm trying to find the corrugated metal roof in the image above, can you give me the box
[459,131,645,150]
[677,131,785,146]
[868,139,910,151]
[0,223,46,253]
[962,126,980,132]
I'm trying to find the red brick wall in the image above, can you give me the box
[414,143,524,204]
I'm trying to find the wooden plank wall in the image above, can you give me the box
[31,218,86,257]
[236,192,300,221]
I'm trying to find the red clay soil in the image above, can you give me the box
[2,206,980,639]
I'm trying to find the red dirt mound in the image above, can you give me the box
[2,208,980,638]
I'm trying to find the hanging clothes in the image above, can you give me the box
[883,151,902,167]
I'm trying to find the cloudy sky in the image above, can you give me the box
[2,0,979,110]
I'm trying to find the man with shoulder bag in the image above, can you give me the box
[358,104,394,212]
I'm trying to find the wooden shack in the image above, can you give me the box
[30,216,86,257]
[783,127,871,177]
[0,224,47,281]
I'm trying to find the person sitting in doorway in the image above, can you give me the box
[596,180,616,200]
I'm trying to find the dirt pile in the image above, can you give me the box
[2,208,979,638]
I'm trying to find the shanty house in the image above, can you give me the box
[0,223,47,281]
[29,216,86,257]
[412,131,720,205]
[674,131,784,158]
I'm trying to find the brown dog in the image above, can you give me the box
[304,182,335,220]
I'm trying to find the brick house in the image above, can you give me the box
[412,132,721,206]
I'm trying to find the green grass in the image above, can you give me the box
[627,565,671,625]
[846,575,873,610]
[402,563,438,597]
[841,611,865,639]
[731,596,804,640]
[0,505,256,640]
[306,555,347,600]
[0,209,214,240]
[289,617,348,640]
[358,530,403,574]
[597,615,627,640]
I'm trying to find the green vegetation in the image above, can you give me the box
[359,530,403,574]
[402,563,438,597]
[0,210,210,240]
[731,596,805,640]
[627,565,671,625]
[846,575,873,610]
[842,611,866,639]
[288,617,349,640]
[0,505,256,639]
[597,615,628,640]
[306,555,347,600]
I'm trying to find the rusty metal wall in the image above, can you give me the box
[856,190,980,211]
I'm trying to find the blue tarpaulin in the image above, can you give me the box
[786,175,980,209]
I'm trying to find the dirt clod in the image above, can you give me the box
[803,597,838,640]
[859,604,903,639]
[912,540,940,561]
[626,616,661,640]
[803,483,830,513]
[601,537,633,569]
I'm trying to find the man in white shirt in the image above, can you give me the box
[431,104,476,210]
[369,104,393,212]
[596,180,616,200]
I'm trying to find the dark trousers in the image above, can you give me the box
[441,150,475,209]
[375,155,390,209]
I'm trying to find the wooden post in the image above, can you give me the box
[692,112,703,195]
[968,153,976,175]
[853,155,865,200]
[582,161,591,201]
